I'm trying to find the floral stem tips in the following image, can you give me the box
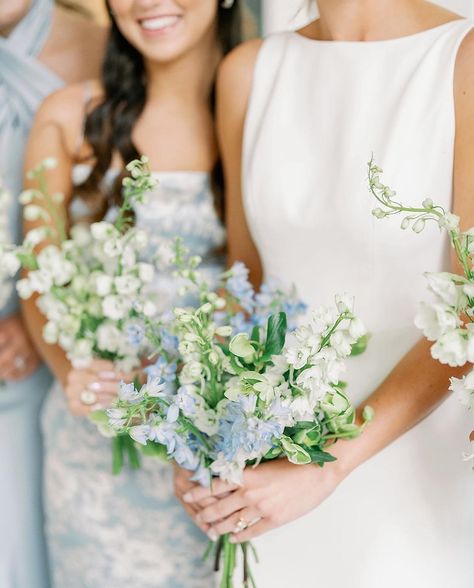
[368,156,474,458]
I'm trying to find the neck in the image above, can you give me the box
[314,0,450,41]
[144,29,220,107]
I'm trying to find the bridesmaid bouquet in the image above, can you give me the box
[368,157,474,462]
[0,157,158,372]
[99,240,373,587]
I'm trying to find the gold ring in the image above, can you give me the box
[233,517,248,534]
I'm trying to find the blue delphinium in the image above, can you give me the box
[216,395,283,462]
[226,262,255,313]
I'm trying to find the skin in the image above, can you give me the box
[0,1,106,383]
[175,0,474,544]
[21,0,224,417]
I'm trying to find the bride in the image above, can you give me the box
[177,1,474,586]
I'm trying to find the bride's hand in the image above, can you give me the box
[183,459,347,543]
[174,465,221,527]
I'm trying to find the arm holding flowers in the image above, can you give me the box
[176,33,474,542]
[20,86,127,414]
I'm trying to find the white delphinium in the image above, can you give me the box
[368,156,474,461]
[449,370,474,410]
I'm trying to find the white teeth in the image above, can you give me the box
[141,16,180,31]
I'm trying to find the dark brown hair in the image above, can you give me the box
[78,0,242,220]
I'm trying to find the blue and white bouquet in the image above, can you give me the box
[368,157,474,463]
[100,240,372,587]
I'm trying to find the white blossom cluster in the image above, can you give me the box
[0,157,158,370]
[369,158,474,422]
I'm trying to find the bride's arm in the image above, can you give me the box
[179,32,474,541]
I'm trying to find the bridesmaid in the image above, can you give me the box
[0,2,105,587]
[22,1,241,587]
[178,1,474,586]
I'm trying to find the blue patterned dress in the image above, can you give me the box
[42,168,225,587]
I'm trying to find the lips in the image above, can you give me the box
[139,15,181,32]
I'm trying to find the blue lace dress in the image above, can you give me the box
[42,169,225,588]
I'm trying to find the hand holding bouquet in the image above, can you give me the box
[100,240,373,587]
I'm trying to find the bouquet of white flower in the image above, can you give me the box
[0,156,158,371]
[97,240,373,587]
[0,157,160,469]
[368,157,474,463]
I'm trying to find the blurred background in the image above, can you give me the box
[75,0,474,34]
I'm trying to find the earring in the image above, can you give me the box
[221,0,235,8]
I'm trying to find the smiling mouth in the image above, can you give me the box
[139,15,181,32]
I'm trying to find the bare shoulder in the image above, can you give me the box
[32,81,103,156]
[217,38,264,118]
[218,38,263,90]
[455,27,474,83]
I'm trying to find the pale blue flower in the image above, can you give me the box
[118,381,144,404]
[148,420,178,454]
[176,385,198,415]
[167,403,180,423]
[129,425,150,445]
[190,464,211,487]
[226,262,255,312]
[145,356,177,383]
[127,322,145,347]
[174,442,200,471]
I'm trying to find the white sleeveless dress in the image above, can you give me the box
[42,167,224,588]
[243,20,474,588]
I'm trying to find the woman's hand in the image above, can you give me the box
[183,459,347,543]
[0,313,41,381]
[64,359,133,417]
[174,465,221,526]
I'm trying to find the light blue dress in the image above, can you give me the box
[0,1,61,586]
[42,167,225,587]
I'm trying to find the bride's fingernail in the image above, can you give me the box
[229,536,237,544]
[183,493,192,503]
[98,370,116,380]
[88,382,103,392]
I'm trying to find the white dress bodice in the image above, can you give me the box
[243,20,473,588]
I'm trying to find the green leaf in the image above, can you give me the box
[262,312,287,360]
[250,326,260,343]
[306,447,337,464]
[124,436,141,470]
[141,442,169,461]
[111,436,124,475]
[350,333,370,356]
[88,409,109,426]
[279,435,311,465]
